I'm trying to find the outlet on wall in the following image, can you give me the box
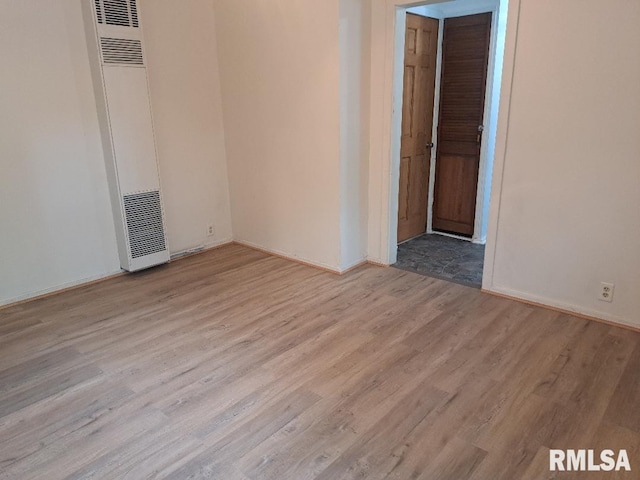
[598,282,615,302]
[207,225,215,236]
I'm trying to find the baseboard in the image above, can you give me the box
[1,240,235,310]
[232,240,343,274]
[170,239,234,261]
[483,286,640,333]
[340,259,369,274]
[203,237,234,250]
[0,270,125,310]
[366,258,390,268]
[1,240,387,310]
[231,240,384,276]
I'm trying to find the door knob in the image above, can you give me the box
[426,142,434,148]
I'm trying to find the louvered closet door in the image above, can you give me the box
[432,13,491,237]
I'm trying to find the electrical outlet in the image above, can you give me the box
[207,225,215,236]
[598,282,614,302]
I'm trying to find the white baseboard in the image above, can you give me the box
[485,285,639,331]
[2,240,236,309]
[366,256,390,267]
[233,239,342,274]
[340,257,368,273]
[203,237,234,250]
[170,238,234,260]
[0,269,124,308]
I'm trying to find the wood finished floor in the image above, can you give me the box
[1,244,639,480]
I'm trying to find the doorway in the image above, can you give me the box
[395,233,485,287]
[393,0,508,287]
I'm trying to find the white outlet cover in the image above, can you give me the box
[599,282,615,302]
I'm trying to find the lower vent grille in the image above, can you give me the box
[123,191,166,259]
[100,37,144,65]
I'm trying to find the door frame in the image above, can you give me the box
[366,0,520,290]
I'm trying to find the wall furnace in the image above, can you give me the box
[82,0,170,271]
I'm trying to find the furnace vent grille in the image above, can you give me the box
[94,0,103,24]
[123,191,166,259]
[100,37,143,65]
[95,0,139,28]
[129,0,139,27]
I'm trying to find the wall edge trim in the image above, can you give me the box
[483,286,640,333]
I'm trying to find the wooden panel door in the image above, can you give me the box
[397,14,439,243]
[432,13,492,237]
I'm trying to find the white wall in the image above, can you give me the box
[370,0,640,327]
[5,0,637,329]
[141,0,233,254]
[213,0,343,271]
[485,0,640,327]
[0,0,233,305]
[0,0,121,305]
[339,0,371,269]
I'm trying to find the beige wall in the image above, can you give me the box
[340,0,371,269]
[485,0,640,326]
[0,0,121,304]
[3,0,638,328]
[213,0,343,271]
[368,0,640,327]
[0,0,233,305]
[141,0,233,253]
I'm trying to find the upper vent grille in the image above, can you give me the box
[100,37,144,65]
[95,0,140,28]
[123,191,166,259]
[129,0,139,27]
[95,0,103,23]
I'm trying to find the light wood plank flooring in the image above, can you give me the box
[1,244,639,479]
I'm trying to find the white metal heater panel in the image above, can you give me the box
[103,65,159,195]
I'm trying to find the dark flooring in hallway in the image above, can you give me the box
[394,234,485,288]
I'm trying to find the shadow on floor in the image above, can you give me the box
[393,234,485,288]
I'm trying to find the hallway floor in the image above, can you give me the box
[394,233,485,288]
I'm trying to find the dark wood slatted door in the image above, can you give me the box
[432,13,492,237]
[397,13,439,243]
